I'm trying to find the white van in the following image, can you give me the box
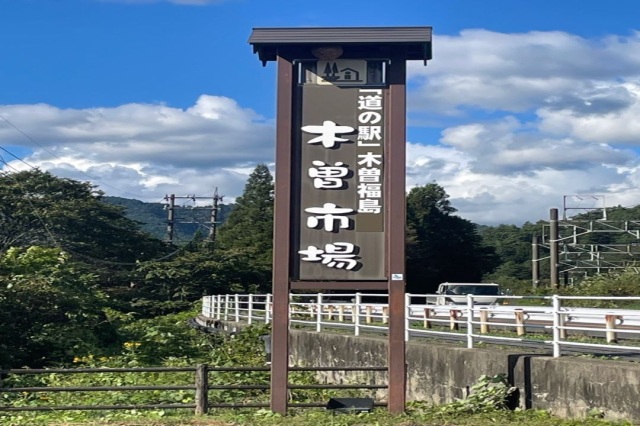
[435,282,502,305]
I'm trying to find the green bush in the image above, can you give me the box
[435,374,516,415]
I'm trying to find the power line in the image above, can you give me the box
[0,158,201,266]
[0,112,159,200]
[0,145,38,170]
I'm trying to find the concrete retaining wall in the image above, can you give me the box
[287,329,640,421]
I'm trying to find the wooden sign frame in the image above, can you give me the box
[249,26,433,414]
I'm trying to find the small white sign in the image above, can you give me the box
[391,273,403,281]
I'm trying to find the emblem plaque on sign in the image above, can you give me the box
[317,60,367,85]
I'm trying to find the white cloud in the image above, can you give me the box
[0,95,273,167]
[408,29,640,114]
[538,81,640,144]
[406,141,634,225]
[439,117,632,174]
[0,95,273,202]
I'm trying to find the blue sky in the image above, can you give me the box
[2,0,640,224]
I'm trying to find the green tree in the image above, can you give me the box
[132,237,271,315]
[0,246,118,368]
[0,169,170,301]
[216,164,274,292]
[406,183,498,294]
[480,224,535,281]
[0,169,167,263]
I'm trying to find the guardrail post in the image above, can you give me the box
[514,309,526,336]
[265,294,272,324]
[327,305,334,321]
[466,295,474,349]
[479,307,490,334]
[382,306,389,324]
[605,315,619,343]
[195,364,209,415]
[405,293,411,342]
[316,294,323,332]
[365,305,372,324]
[559,312,567,339]
[351,296,357,324]
[354,293,361,336]
[248,294,254,325]
[207,296,214,318]
[216,295,222,320]
[234,294,240,322]
[552,295,561,357]
[449,310,459,331]
[201,296,208,317]
[423,308,432,329]
[224,295,230,321]
[338,304,345,322]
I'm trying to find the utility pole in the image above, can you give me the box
[532,235,540,288]
[165,194,196,243]
[550,208,560,289]
[165,194,176,244]
[209,187,224,243]
[164,192,224,244]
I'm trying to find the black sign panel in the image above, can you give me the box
[293,62,386,281]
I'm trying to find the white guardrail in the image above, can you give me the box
[200,293,640,358]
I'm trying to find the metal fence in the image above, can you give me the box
[201,293,640,358]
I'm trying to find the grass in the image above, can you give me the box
[9,407,633,426]
[2,322,635,426]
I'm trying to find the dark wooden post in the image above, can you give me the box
[195,364,208,415]
[269,54,295,414]
[387,50,407,413]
